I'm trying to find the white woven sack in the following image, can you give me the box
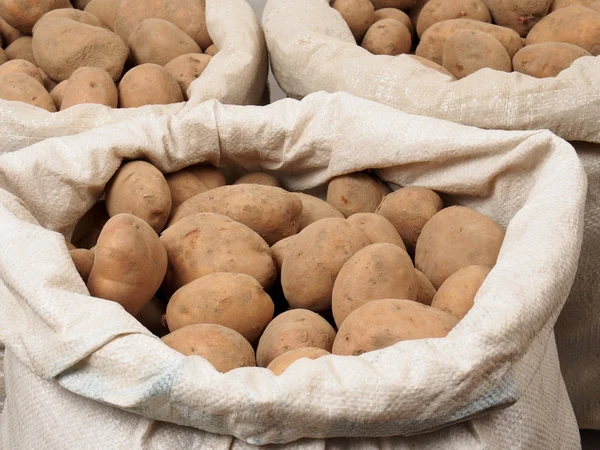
[0,92,585,448]
[0,0,268,154]
[263,0,600,143]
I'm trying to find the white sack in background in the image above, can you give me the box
[0,92,586,448]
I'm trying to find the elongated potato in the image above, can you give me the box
[0,0,72,34]
[327,172,390,218]
[50,80,68,110]
[480,0,552,37]
[362,18,412,55]
[71,201,109,249]
[373,8,414,34]
[346,213,407,250]
[164,53,212,99]
[332,0,375,41]
[4,36,36,65]
[70,248,95,282]
[267,348,331,375]
[234,172,281,187]
[513,42,591,78]
[0,72,56,112]
[417,0,491,38]
[0,16,22,46]
[293,193,344,231]
[84,0,120,30]
[407,54,456,78]
[60,67,118,110]
[431,265,490,319]
[32,8,103,33]
[165,164,225,209]
[0,59,43,85]
[87,213,167,315]
[415,269,436,305]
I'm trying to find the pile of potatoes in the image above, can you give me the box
[331,0,600,79]
[0,0,219,112]
[67,160,506,374]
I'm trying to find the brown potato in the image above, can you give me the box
[346,213,407,250]
[0,72,56,111]
[332,0,375,41]
[431,265,490,320]
[526,6,600,56]
[415,18,523,65]
[166,272,275,343]
[513,42,591,78]
[69,248,95,282]
[549,0,595,12]
[169,185,303,246]
[332,299,458,356]
[4,36,36,65]
[417,0,491,37]
[373,8,414,34]
[327,172,390,218]
[74,0,93,9]
[0,59,43,85]
[114,0,211,50]
[162,324,256,372]
[84,0,120,30]
[332,243,417,327]
[371,0,417,11]
[481,0,552,37]
[362,18,412,55]
[409,0,433,26]
[415,206,504,289]
[293,193,345,231]
[71,201,109,249]
[0,16,22,46]
[0,50,6,65]
[32,18,128,81]
[87,213,167,315]
[135,296,168,337]
[165,164,225,209]
[234,172,281,187]
[0,0,72,34]
[50,80,68,110]
[406,54,456,78]
[415,269,436,305]
[105,160,172,233]
[256,309,336,367]
[160,213,277,293]
[204,44,218,56]
[60,67,118,110]
[39,68,58,91]
[281,218,370,312]
[442,29,512,79]
[164,53,212,99]
[32,8,103,33]
[118,63,184,108]
[591,1,600,12]
[267,348,331,375]
[271,234,296,273]
[65,240,77,251]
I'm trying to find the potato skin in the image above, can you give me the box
[293,193,345,231]
[87,213,168,316]
[267,347,330,375]
[84,0,120,30]
[0,16,23,46]
[332,243,417,327]
[332,299,458,356]
[0,72,56,112]
[162,324,256,372]
[169,185,303,246]
[362,18,412,55]
[0,50,6,66]
[50,80,68,111]
[204,44,218,56]
[373,8,414,34]
[442,29,512,79]
[407,54,456,78]
[271,234,296,273]
[165,164,225,209]
[69,248,95,282]
[513,42,591,78]
[332,0,375,41]
[327,172,390,218]
[234,172,281,187]
[160,213,277,293]
[105,160,172,233]
[166,272,275,343]
[164,53,212,99]
[591,1,600,12]
[415,269,436,305]
[256,309,336,367]
[32,8,104,33]
[480,0,552,37]
[0,59,43,85]
[136,297,168,337]
[60,67,118,110]
[0,0,72,34]
[431,265,490,320]
[415,206,504,289]
[71,201,109,249]
[118,63,184,108]
[417,0,491,38]
[346,213,407,251]
[526,6,600,56]
[371,0,417,11]
[4,36,36,65]
[549,0,595,13]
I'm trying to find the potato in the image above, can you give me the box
[73,0,93,10]
[415,269,436,305]
[371,0,417,11]
[416,18,523,65]
[442,29,512,79]
[415,206,504,289]
[409,0,433,25]
[0,0,72,34]
[406,54,456,78]
[431,265,490,320]
[481,0,552,37]
[346,213,406,250]
[204,44,218,56]
[549,0,595,12]
[526,6,600,56]
[165,164,225,209]
[332,0,375,41]
[0,72,56,112]
[271,235,296,273]
[87,213,167,316]
[169,185,303,246]
[4,37,36,65]
[332,299,458,356]
[0,16,22,46]
[60,67,118,110]
[164,53,212,99]
[71,201,109,249]
[69,248,95,282]
[513,42,591,78]
[114,0,211,50]
[281,218,370,311]
[591,0,600,12]
[160,213,277,293]
[417,0,491,38]
[267,347,331,375]
[0,59,43,85]
[332,243,417,327]
[373,8,414,34]
[135,296,168,337]
[293,193,345,231]
[32,18,128,81]
[327,172,390,218]
[84,0,120,30]
[162,324,256,372]
[39,68,57,91]
[0,50,6,65]
[118,63,184,108]
[234,172,281,187]
[50,80,68,110]
[256,309,336,367]
[361,18,412,55]
[65,240,77,251]
[32,8,104,33]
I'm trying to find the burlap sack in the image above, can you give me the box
[0,92,585,448]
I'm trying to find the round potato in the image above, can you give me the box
[513,42,591,78]
[415,206,504,289]
[417,0,491,37]
[332,0,375,41]
[32,8,103,33]
[4,36,36,65]
[166,272,275,343]
[256,309,336,367]
[481,0,552,37]
[415,269,436,305]
[105,160,172,233]
[71,201,109,249]
[164,53,212,99]
[162,324,256,372]
[0,72,56,112]
[0,16,22,46]
[165,164,225,209]
[373,8,414,34]
[0,0,72,34]
[371,0,417,11]
[327,172,391,218]
[267,347,330,375]
[234,172,281,187]
[406,54,456,78]
[204,44,218,56]
[293,193,345,231]
[0,59,43,85]
[431,265,491,320]
[87,213,168,316]
[135,296,169,337]
[118,63,184,108]
[50,80,68,110]
[346,213,406,250]
[362,18,412,55]
[442,29,512,79]
[84,0,120,30]
[332,243,418,327]
[60,67,118,110]
[69,248,95,282]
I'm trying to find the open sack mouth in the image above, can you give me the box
[0,91,586,445]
